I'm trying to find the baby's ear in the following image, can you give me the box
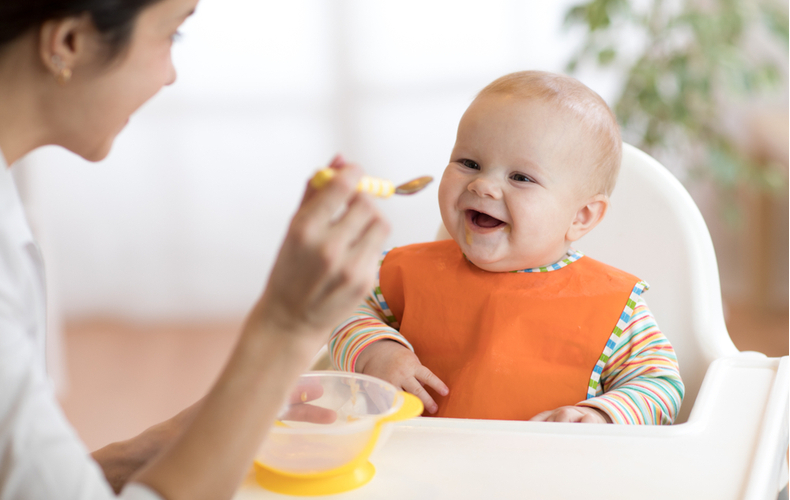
[566,194,609,242]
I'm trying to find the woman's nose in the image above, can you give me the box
[165,60,177,86]
[467,176,502,199]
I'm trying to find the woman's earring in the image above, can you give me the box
[51,55,72,85]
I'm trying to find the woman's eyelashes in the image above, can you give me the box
[459,159,480,170]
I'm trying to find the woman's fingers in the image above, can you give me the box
[254,157,389,339]
[287,380,324,404]
[307,188,389,314]
[298,163,364,230]
[328,154,345,169]
[281,404,337,424]
[328,193,378,248]
[339,197,390,273]
[320,212,389,298]
[298,154,348,208]
[297,165,383,287]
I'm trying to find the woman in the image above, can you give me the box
[0,0,389,499]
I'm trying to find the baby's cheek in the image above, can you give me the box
[438,205,458,240]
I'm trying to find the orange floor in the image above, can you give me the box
[58,305,788,452]
[58,318,242,451]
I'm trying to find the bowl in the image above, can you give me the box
[253,371,423,496]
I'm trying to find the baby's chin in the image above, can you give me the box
[456,242,522,273]
[456,239,560,272]
[466,259,512,273]
[466,254,551,273]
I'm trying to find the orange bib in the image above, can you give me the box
[378,240,641,420]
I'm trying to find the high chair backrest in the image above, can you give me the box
[574,143,738,423]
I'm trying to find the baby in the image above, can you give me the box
[329,71,684,424]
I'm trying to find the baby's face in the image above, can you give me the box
[438,93,594,272]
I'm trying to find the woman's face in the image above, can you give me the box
[59,0,198,161]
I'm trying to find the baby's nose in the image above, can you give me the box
[468,177,502,199]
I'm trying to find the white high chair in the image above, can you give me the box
[237,144,788,500]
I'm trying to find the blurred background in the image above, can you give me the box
[10,0,787,450]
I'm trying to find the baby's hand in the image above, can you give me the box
[355,340,449,414]
[530,406,612,424]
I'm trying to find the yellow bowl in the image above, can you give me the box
[254,371,423,496]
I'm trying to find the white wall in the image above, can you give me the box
[21,0,614,321]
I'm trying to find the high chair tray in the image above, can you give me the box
[235,354,788,500]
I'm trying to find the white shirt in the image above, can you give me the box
[0,151,161,500]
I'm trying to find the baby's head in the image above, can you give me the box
[438,70,622,272]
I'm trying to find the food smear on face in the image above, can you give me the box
[503,224,511,234]
[300,391,308,403]
[465,220,473,245]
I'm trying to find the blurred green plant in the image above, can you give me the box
[564,0,788,194]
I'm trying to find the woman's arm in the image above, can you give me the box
[91,401,200,494]
[127,159,389,500]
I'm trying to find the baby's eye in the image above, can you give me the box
[510,173,534,183]
[459,159,480,170]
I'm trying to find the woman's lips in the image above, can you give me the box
[465,209,506,232]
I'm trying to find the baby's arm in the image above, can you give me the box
[328,293,448,414]
[575,295,684,424]
[532,295,684,424]
[328,295,410,371]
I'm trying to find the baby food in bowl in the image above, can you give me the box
[254,371,423,496]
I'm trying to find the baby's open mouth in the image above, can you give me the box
[467,209,505,229]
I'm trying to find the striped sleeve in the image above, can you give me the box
[328,253,413,372]
[576,295,685,425]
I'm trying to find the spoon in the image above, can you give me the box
[310,168,433,198]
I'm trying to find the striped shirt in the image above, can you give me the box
[328,250,685,425]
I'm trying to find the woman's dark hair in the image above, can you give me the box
[0,0,164,59]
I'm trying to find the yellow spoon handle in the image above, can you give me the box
[310,168,395,198]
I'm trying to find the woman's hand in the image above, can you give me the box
[132,156,390,500]
[252,156,390,341]
[280,378,337,424]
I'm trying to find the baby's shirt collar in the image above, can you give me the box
[460,248,585,273]
[508,249,584,273]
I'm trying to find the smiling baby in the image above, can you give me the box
[328,71,684,425]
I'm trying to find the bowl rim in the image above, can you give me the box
[270,370,404,435]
